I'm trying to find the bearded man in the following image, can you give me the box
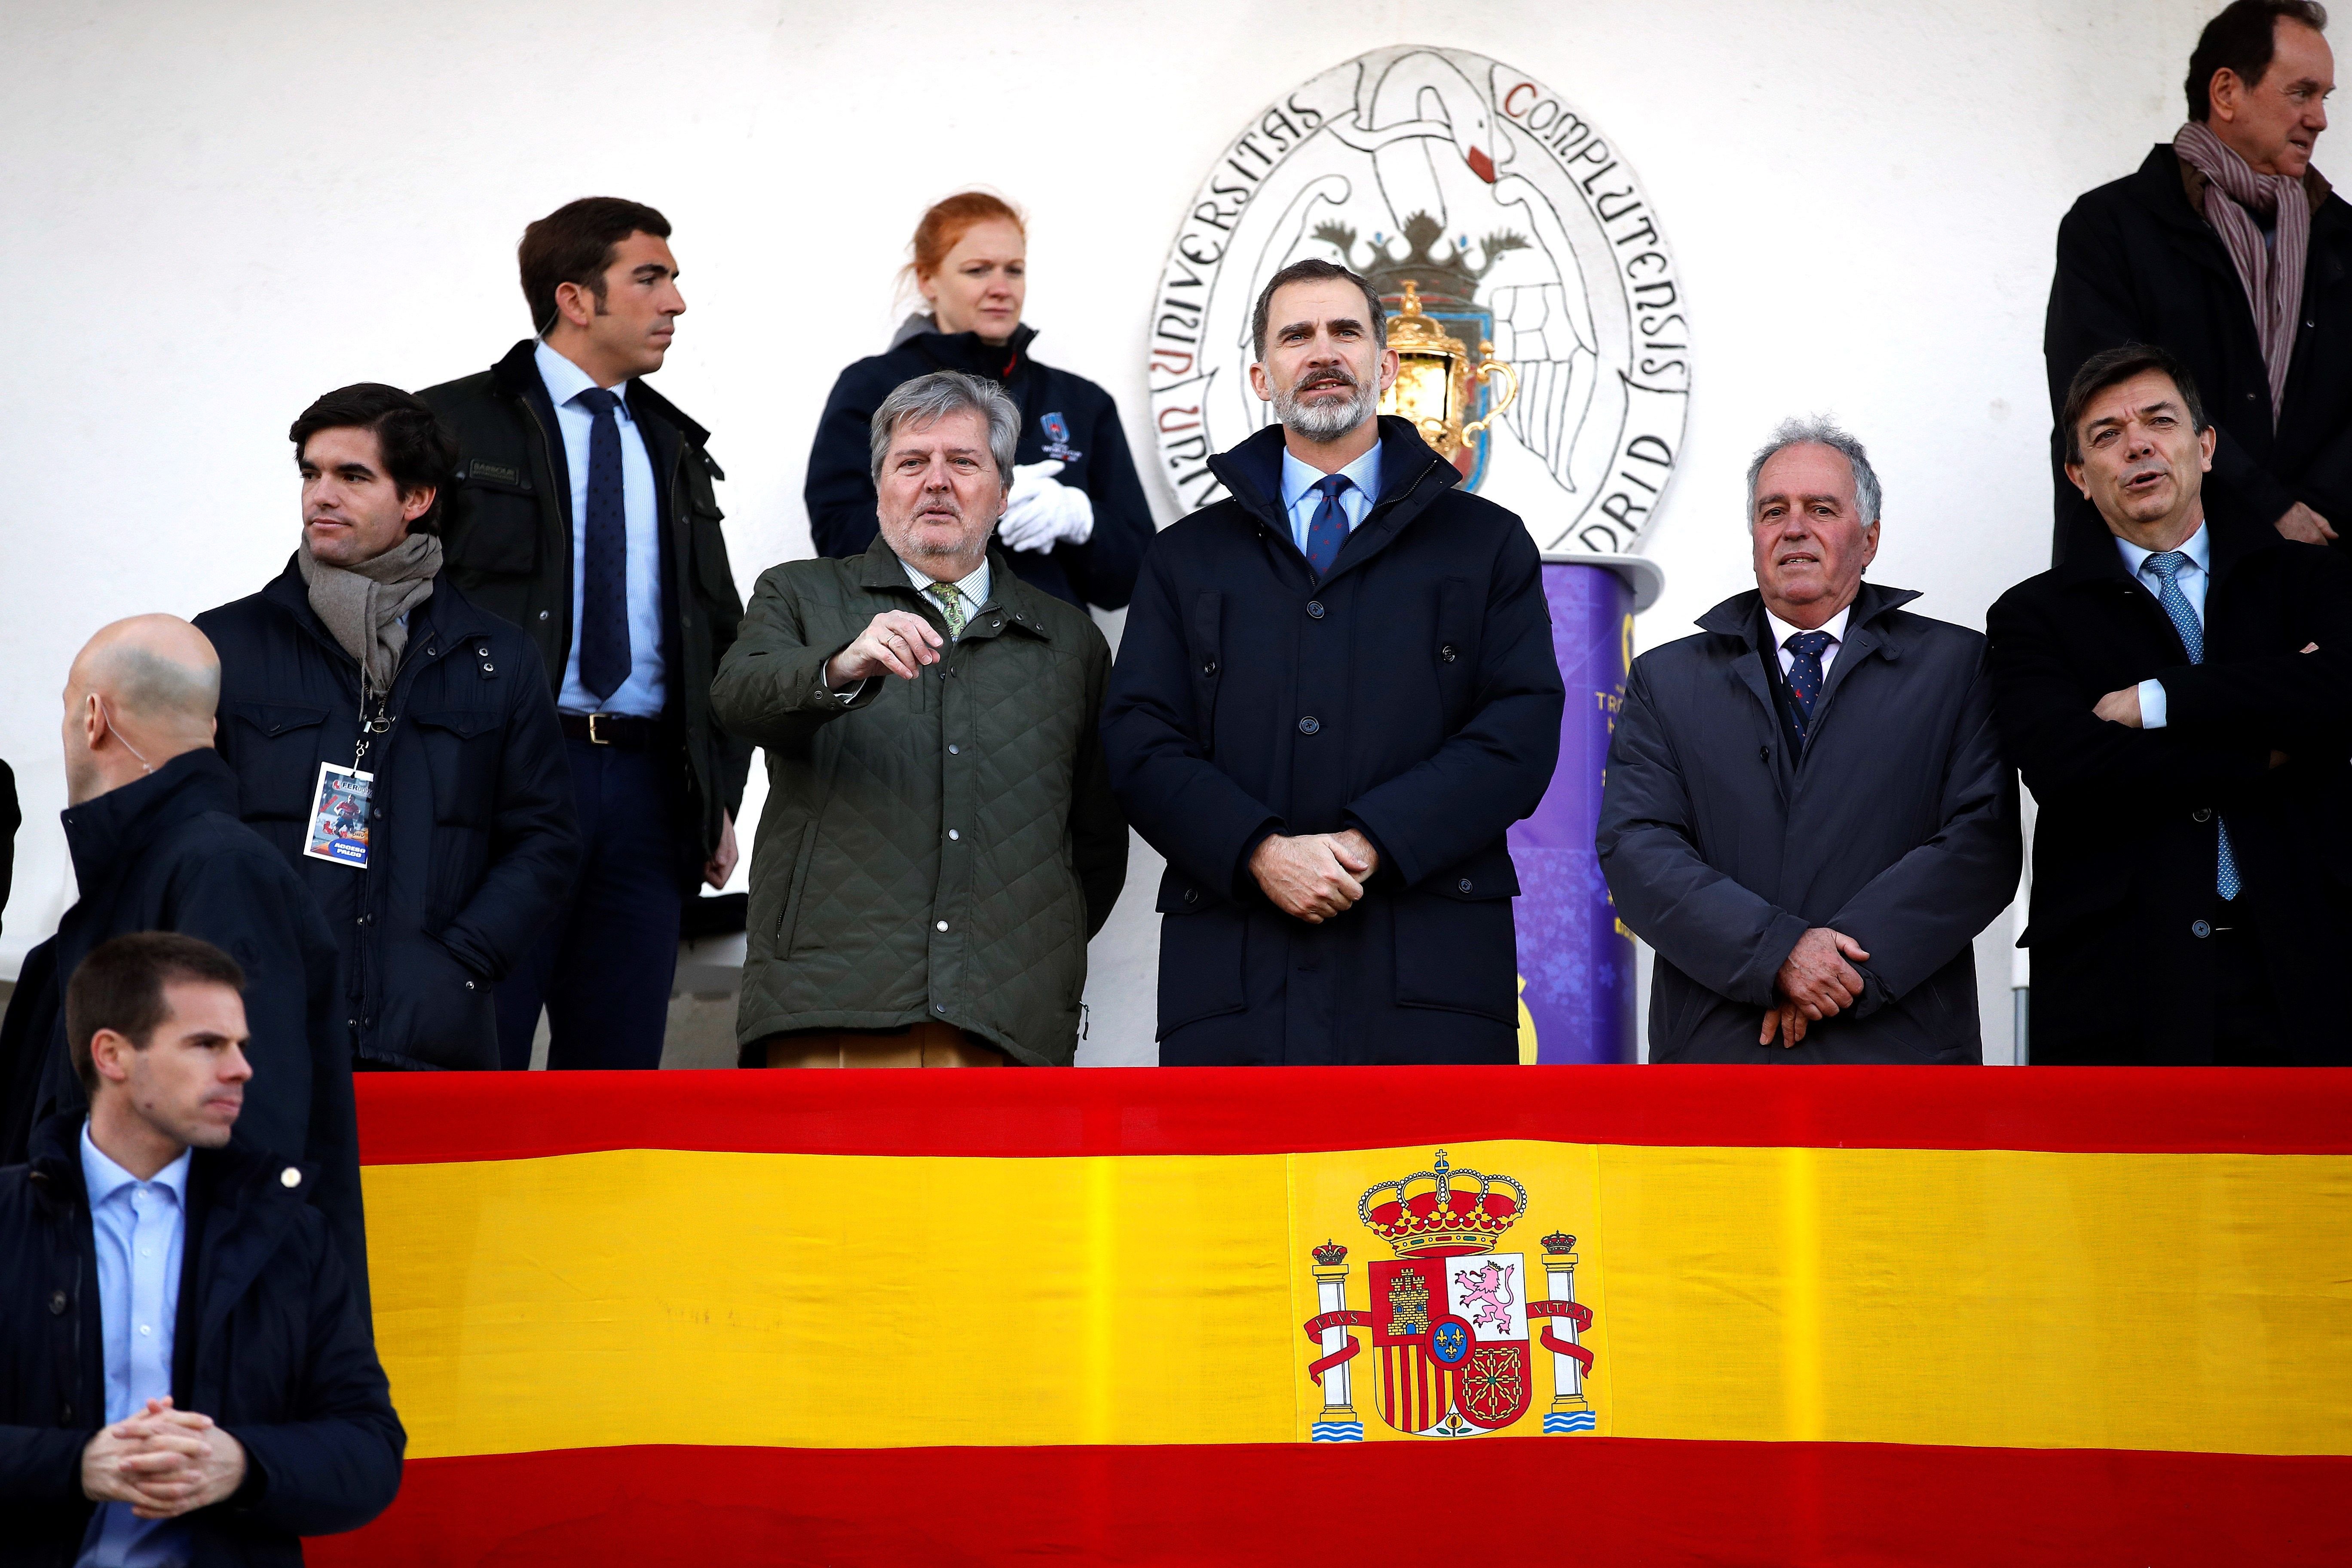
[711,370,1126,1068]
[1101,259,1565,1065]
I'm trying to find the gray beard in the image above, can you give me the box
[1274,378,1377,442]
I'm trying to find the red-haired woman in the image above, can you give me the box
[804,192,1155,610]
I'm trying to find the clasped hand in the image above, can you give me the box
[1760,927,1871,1047]
[1250,830,1379,923]
[82,1398,246,1519]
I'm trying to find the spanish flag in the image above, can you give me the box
[316,1068,2350,1565]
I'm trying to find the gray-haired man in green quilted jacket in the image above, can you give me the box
[712,371,1127,1067]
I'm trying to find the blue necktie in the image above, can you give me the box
[1304,475,1352,576]
[2143,551,2240,900]
[576,387,630,703]
[1782,629,1835,741]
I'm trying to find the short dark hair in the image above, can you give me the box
[66,933,245,1097]
[2061,343,2212,462]
[2186,0,2329,119]
[289,383,461,536]
[519,197,672,336]
[1251,259,1387,361]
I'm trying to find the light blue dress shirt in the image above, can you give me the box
[2115,521,2211,730]
[535,339,667,718]
[77,1124,191,1568]
[1279,444,1382,559]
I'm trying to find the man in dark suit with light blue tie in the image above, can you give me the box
[420,199,751,1069]
[1990,343,2352,1064]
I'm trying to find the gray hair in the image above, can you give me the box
[1745,417,1882,525]
[868,371,1020,487]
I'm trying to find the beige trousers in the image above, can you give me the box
[757,1021,1010,1069]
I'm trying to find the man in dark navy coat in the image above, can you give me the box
[1101,260,1564,1065]
[1599,422,2020,1063]
[1991,344,2352,1064]
[0,933,401,1566]
[197,384,577,1074]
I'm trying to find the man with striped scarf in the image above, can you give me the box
[2046,0,2350,563]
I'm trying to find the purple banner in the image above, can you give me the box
[1508,561,1638,1064]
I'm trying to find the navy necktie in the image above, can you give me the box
[2144,551,2241,900]
[1782,630,1834,740]
[576,386,630,703]
[1304,475,1352,576]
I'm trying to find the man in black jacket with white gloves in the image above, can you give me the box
[198,384,577,1074]
[1102,260,1564,1065]
[1991,344,2352,1064]
[1599,420,2020,1063]
[0,932,401,1567]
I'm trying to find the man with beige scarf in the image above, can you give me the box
[196,384,577,1072]
[2048,0,2352,562]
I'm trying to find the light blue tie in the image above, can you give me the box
[2143,551,2241,901]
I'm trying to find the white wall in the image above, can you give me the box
[0,0,2213,1063]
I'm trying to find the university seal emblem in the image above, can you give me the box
[1150,46,1688,554]
[1301,1150,1596,1441]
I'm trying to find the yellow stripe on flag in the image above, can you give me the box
[363,1141,2352,1461]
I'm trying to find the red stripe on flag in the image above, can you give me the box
[309,1439,2351,1566]
[352,1066,2352,1165]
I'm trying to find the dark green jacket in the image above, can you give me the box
[711,536,1127,1065]
[417,341,750,876]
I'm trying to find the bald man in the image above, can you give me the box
[0,616,363,1303]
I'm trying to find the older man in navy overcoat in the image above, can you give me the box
[1102,260,1564,1065]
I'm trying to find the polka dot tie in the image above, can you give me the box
[576,386,630,703]
[1782,629,1834,740]
[1305,475,1352,576]
[2144,551,2241,901]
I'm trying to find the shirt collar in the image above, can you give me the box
[1763,602,1853,652]
[533,338,632,419]
[1280,442,1383,514]
[2113,518,2211,581]
[900,554,992,608]
[79,1120,191,1208]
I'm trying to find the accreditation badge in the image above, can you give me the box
[303,761,375,868]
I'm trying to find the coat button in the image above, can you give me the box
[465,980,475,990]
[481,663,496,673]
[936,920,949,932]
[1306,600,1325,619]
[538,610,550,621]
[1201,659,1219,677]
[1298,715,1321,735]
[2192,807,2213,823]
[280,1167,302,1188]
[2191,919,2212,938]
[48,1289,66,1316]
[948,744,960,755]
[1183,888,1199,905]
[948,829,960,841]
[1440,644,1458,662]
[1458,879,1474,893]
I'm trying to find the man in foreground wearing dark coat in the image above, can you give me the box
[0,616,363,1306]
[418,196,750,1069]
[1990,344,2352,1064]
[2046,0,2349,560]
[197,383,577,1073]
[0,932,401,1565]
[1599,422,2020,1063]
[1102,259,1564,1065]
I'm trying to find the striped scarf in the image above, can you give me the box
[2173,119,2312,424]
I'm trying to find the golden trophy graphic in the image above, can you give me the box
[1377,280,1519,466]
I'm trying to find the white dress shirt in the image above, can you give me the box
[1763,604,1853,680]
[535,339,667,718]
[78,1124,191,1568]
[1279,444,1382,557]
[2114,521,2211,730]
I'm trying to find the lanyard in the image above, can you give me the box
[352,677,392,770]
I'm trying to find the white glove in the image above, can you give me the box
[996,459,1095,553]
